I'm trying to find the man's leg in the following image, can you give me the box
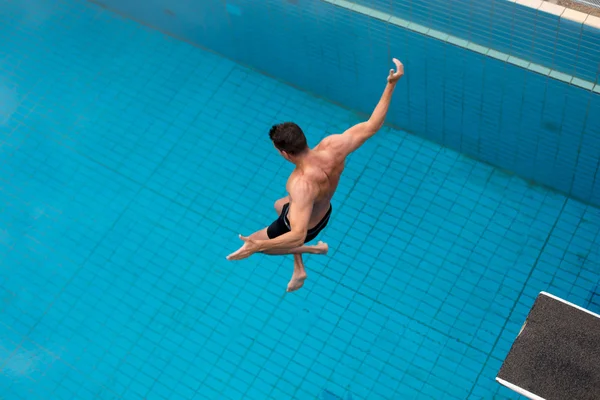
[247,228,328,256]
[287,254,307,292]
[274,196,289,215]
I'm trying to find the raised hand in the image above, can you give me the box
[388,58,404,83]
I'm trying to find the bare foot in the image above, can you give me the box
[314,241,329,255]
[287,272,307,292]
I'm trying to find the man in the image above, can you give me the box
[227,58,404,292]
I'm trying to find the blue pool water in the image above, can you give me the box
[1,1,599,399]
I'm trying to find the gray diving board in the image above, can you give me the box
[497,291,600,400]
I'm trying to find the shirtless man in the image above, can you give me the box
[227,58,404,292]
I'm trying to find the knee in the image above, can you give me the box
[274,198,287,214]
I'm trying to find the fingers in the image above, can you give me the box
[227,249,244,260]
[389,58,404,81]
[392,58,403,73]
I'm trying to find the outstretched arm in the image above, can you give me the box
[337,58,404,154]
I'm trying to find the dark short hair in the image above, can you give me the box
[269,122,308,155]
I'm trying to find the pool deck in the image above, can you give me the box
[546,0,600,18]
[1,1,599,399]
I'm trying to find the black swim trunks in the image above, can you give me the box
[267,202,332,243]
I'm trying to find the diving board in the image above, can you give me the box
[496,291,600,400]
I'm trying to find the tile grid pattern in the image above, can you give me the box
[90,0,600,209]
[348,0,600,84]
[1,1,599,399]
[328,0,599,92]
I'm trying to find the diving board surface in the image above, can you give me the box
[497,291,600,400]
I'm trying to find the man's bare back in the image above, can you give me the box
[226,58,405,292]
[285,137,346,230]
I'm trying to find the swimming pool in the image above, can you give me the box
[0,0,599,399]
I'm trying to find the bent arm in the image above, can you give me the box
[256,181,315,252]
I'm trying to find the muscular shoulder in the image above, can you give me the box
[287,176,319,203]
[314,134,348,160]
[315,134,343,150]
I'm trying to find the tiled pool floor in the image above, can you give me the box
[1,1,599,399]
